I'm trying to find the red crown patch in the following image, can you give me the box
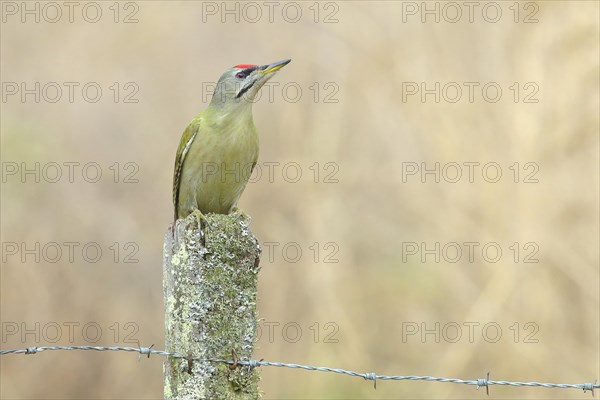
[233,64,257,69]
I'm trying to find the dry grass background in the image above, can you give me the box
[1,1,598,399]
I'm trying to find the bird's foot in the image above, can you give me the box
[190,209,206,229]
[230,207,250,223]
[189,210,207,246]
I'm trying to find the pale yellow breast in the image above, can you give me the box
[178,114,259,215]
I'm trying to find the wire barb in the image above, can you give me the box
[476,372,490,395]
[245,358,261,374]
[582,380,597,396]
[363,372,377,389]
[137,344,154,361]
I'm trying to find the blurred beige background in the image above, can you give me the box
[1,1,598,399]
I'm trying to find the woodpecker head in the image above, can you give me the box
[210,59,291,108]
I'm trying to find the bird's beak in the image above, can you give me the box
[259,59,291,75]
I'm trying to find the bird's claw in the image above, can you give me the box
[190,209,206,229]
[230,207,250,222]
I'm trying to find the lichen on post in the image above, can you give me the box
[163,210,261,399]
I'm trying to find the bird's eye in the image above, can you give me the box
[235,72,246,79]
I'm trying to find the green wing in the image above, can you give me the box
[173,122,199,221]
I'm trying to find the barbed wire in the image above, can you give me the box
[1,345,598,396]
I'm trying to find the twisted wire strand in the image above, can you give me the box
[1,345,598,395]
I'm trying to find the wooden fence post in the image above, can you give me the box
[163,211,261,399]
